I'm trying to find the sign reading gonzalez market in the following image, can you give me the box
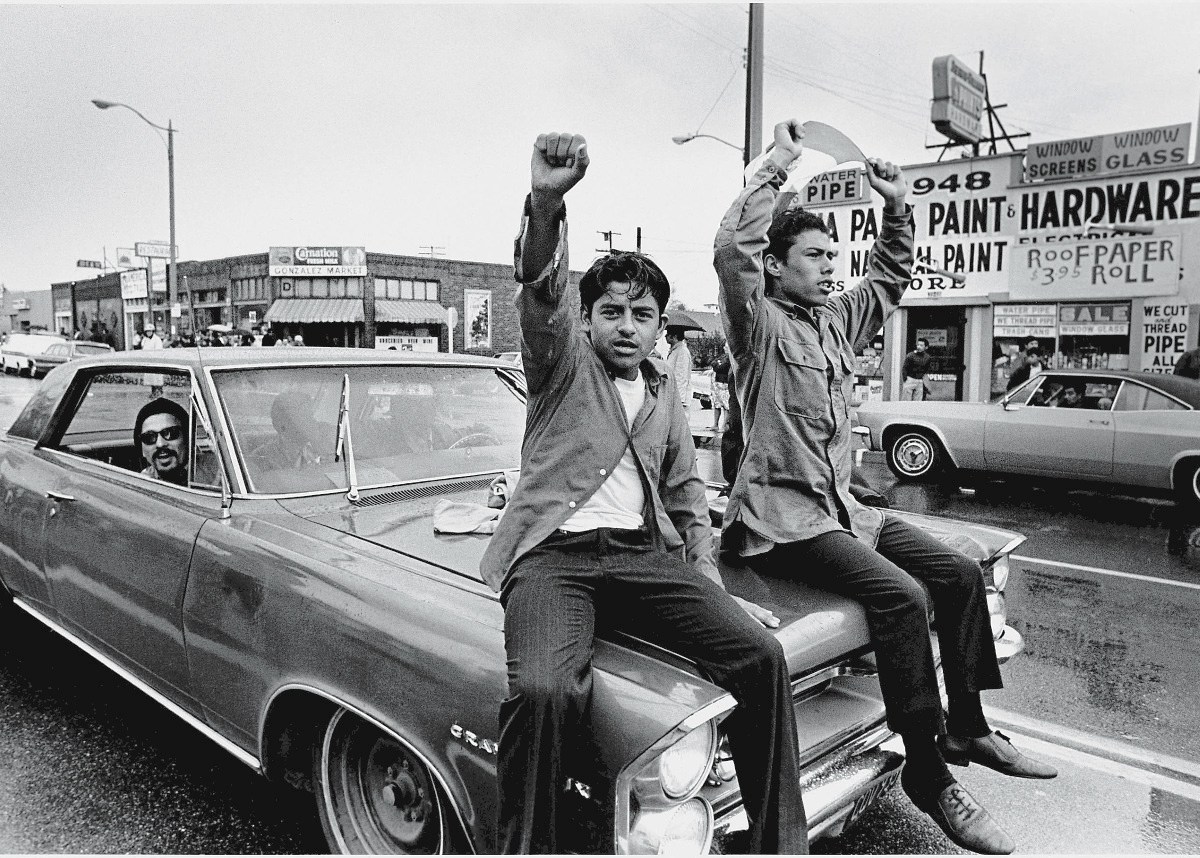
[269,246,367,277]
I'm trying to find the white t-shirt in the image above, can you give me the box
[559,374,647,532]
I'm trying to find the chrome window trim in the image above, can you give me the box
[1113,378,1193,412]
[263,682,476,855]
[36,364,224,498]
[13,597,261,771]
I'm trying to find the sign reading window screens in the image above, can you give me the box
[464,289,492,350]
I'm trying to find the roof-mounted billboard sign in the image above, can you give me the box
[931,55,986,145]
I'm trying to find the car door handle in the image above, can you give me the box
[1088,418,1110,425]
[46,491,76,502]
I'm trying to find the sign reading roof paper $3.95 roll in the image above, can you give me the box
[269,246,367,277]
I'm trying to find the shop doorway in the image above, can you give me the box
[906,308,966,401]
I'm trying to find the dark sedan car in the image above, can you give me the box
[0,349,1026,853]
[856,369,1200,505]
[34,339,114,375]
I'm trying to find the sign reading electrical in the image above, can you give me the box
[269,246,367,277]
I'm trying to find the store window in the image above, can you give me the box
[992,304,1057,397]
[1056,302,1130,370]
[374,278,440,301]
[851,330,885,404]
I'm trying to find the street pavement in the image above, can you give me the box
[3,376,1200,852]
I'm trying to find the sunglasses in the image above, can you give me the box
[139,425,183,445]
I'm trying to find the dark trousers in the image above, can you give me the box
[749,515,1002,736]
[498,527,807,854]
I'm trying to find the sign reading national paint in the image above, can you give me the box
[1140,300,1191,373]
[135,240,176,259]
[1009,234,1180,300]
[120,269,148,300]
[269,246,367,277]
[1025,124,1191,182]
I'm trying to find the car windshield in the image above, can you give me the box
[214,364,526,494]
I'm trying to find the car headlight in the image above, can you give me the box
[650,720,717,800]
[986,555,1010,640]
[614,698,730,855]
[990,555,1010,593]
[628,798,714,855]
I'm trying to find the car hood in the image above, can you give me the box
[288,479,877,677]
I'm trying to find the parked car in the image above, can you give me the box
[691,369,712,408]
[34,339,114,374]
[0,349,1026,853]
[855,369,1200,505]
[1,331,67,377]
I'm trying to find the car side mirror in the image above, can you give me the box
[1003,401,1022,412]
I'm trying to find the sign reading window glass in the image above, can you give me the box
[464,289,492,350]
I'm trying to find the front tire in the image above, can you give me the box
[887,430,943,481]
[314,708,448,854]
[1176,460,1200,508]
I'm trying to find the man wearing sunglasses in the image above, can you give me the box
[134,398,189,486]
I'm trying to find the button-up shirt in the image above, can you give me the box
[480,198,719,592]
[714,160,915,554]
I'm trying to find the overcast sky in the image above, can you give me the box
[2,1,1199,309]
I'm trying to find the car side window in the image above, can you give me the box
[46,344,67,357]
[50,370,193,477]
[1027,375,1114,409]
[189,405,223,491]
[1113,383,1188,412]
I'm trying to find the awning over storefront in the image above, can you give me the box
[375,300,450,325]
[265,298,364,323]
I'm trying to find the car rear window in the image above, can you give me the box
[75,343,112,355]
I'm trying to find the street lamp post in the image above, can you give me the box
[92,99,178,334]
[671,133,745,155]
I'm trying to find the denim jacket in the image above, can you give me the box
[714,160,915,555]
[479,197,719,592]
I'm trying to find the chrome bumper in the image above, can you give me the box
[713,728,905,845]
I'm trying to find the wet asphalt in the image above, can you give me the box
[2,377,1199,853]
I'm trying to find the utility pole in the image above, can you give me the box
[743,3,764,168]
[636,227,642,252]
[596,230,621,253]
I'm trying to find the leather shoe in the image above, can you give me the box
[904,780,1015,855]
[940,730,1059,779]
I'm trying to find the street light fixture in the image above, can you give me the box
[672,132,744,154]
[92,99,179,333]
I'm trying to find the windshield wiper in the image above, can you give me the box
[334,373,360,502]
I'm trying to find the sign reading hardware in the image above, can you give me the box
[269,246,366,276]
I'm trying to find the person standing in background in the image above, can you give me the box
[664,325,692,407]
[901,337,932,401]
